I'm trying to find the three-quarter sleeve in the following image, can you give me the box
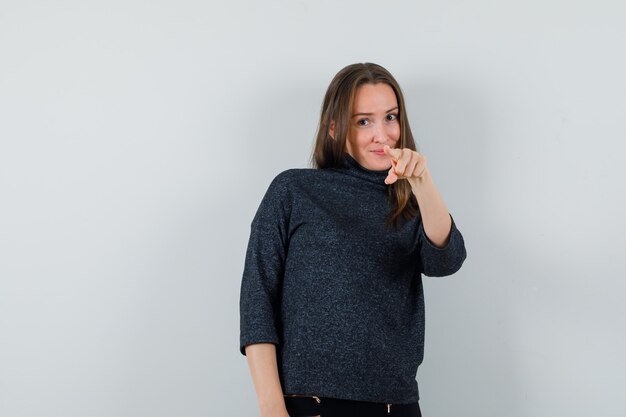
[239,173,291,356]
[418,213,467,277]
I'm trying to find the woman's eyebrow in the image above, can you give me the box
[351,106,399,117]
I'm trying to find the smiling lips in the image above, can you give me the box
[371,149,386,156]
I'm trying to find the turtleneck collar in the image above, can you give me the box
[339,153,390,188]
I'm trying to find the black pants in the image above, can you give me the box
[283,395,422,417]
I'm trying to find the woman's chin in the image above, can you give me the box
[365,157,391,171]
[350,152,391,171]
[365,162,391,171]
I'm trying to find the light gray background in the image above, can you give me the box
[1,1,624,416]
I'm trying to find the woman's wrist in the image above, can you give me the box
[258,396,288,417]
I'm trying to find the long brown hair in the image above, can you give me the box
[311,62,420,228]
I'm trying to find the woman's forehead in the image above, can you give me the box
[352,83,398,114]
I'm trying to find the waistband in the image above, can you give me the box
[283,394,421,417]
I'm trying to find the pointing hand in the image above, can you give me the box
[383,145,428,185]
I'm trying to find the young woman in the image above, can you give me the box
[239,63,467,417]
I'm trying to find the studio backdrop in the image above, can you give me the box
[0,1,624,416]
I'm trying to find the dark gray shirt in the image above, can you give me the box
[239,154,467,404]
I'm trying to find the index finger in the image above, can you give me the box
[383,145,402,160]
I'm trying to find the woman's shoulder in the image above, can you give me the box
[261,168,336,203]
[270,167,334,187]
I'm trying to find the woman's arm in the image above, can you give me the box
[407,167,452,247]
[245,343,290,417]
[383,145,467,276]
[383,145,451,247]
[239,173,292,416]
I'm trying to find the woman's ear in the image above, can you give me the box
[329,120,335,139]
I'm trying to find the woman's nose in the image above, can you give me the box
[373,126,386,143]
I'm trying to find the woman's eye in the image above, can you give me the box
[357,119,369,126]
[386,113,398,121]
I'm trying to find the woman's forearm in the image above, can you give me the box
[383,146,452,248]
[245,343,287,415]
[408,168,452,248]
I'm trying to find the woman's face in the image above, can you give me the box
[344,82,400,171]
